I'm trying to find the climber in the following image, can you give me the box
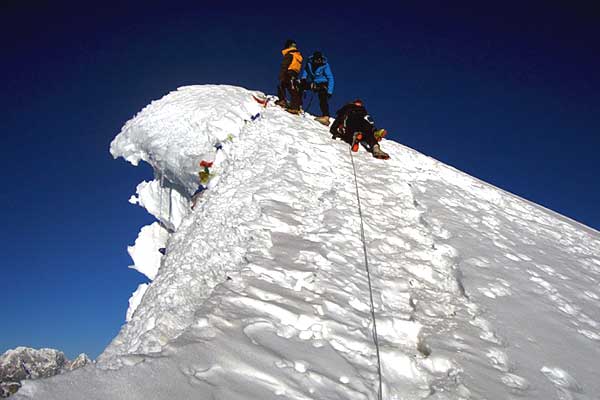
[275,39,303,114]
[330,99,389,159]
[300,51,334,125]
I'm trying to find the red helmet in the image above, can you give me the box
[352,99,364,107]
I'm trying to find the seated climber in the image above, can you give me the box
[330,99,389,159]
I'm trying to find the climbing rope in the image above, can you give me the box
[348,147,384,400]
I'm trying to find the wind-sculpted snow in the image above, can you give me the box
[17,85,600,399]
[102,86,266,362]
[109,85,260,194]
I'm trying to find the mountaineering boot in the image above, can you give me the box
[315,115,330,126]
[351,132,363,152]
[275,99,288,108]
[371,143,390,159]
[285,107,301,115]
[374,128,387,142]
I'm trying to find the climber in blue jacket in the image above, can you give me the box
[300,51,335,126]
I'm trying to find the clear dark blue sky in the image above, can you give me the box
[1,1,598,359]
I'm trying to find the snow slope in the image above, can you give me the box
[16,85,600,400]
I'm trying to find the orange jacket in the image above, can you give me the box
[280,47,303,78]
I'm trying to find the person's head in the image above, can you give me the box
[284,39,297,49]
[352,99,364,107]
[312,51,324,65]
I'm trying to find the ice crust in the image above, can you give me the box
[16,85,600,400]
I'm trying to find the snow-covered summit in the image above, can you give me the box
[16,85,600,399]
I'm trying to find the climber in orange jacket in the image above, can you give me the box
[275,39,303,114]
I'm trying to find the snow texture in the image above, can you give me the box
[16,85,600,400]
[127,222,169,281]
[126,284,149,323]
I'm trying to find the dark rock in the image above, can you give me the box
[0,347,90,398]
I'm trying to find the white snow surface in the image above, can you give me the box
[126,283,149,323]
[127,222,169,281]
[17,85,600,400]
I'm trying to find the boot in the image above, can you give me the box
[374,128,387,142]
[351,132,363,152]
[315,115,330,126]
[285,107,301,115]
[371,144,390,159]
[275,99,288,108]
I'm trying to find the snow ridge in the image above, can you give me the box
[16,85,600,400]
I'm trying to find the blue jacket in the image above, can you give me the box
[300,55,335,95]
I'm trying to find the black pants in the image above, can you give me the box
[331,113,377,150]
[301,82,330,116]
[277,71,302,110]
[316,86,330,117]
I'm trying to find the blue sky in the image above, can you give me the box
[1,1,598,359]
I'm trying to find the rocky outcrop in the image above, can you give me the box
[0,347,90,398]
[64,353,91,372]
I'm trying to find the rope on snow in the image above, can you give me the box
[348,147,384,400]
